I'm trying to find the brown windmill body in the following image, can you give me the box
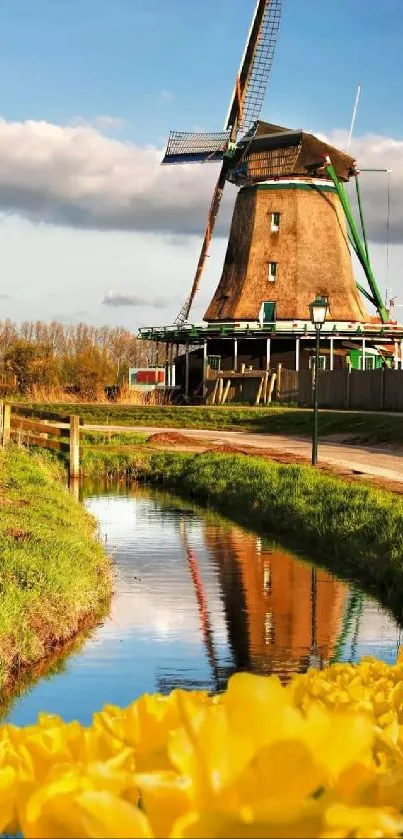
[205,178,368,324]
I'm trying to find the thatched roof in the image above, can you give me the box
[231,121,355,183]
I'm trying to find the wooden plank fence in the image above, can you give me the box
[1,403,82,478]
[280,368,403,411]
[206,367,403,410]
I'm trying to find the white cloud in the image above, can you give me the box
[103,290,175,309]
[0,115,400,247]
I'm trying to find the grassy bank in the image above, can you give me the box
[23,402,403,445]
[0,447,111,690]
[81,445,403,621]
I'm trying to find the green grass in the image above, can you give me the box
[23,402,403,445]
[81,446,403,623]
[82,430,148,446]
[0,447,111,690]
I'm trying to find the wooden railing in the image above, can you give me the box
[1,404,82,478]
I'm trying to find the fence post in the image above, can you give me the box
[381,366,386,410]
[2,403,11,447]
[275,363,282,402]
[69,415,80,479]
[346,369,351,409]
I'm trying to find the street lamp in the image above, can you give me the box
[309,295,328,466]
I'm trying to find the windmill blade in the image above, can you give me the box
[162,130,230,165]
[225,0,282,138]
[176,162,228,323]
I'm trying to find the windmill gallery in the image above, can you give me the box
[138,0,402,405]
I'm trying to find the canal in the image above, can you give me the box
[5,482,402,726]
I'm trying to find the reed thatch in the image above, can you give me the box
[204,179,368,323]
[244,121,355,183]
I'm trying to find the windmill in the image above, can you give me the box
[162,0,389,328]
[162,0,282,324]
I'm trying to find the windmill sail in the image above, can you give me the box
[162,0,283,323]
[225,0,282,136]
[162,130,230,165]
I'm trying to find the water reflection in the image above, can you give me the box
[5,484,402,726]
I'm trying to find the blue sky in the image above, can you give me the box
[1,0,402,142]
[0,0,401,327]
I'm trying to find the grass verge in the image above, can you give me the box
[0,447,111,690]
[22,402,403,445]
[81,445,403,622]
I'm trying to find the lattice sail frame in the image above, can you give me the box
[162,130,230,164]
[226,0,282,135]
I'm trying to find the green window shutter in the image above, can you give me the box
[263,302,276,322]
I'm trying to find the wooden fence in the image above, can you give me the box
[1,404,82,478]
[278,368,403,411]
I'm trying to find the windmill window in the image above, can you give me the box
[358,354,376,370]
[271,212,281,232]
[309,355,326,370]
[268,262,277,282]
[208,355,221,371]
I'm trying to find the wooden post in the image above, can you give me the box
[266,337,271,371]
[362,337,366,371]
[185,342,190,399]
[275,363,282,402]
[381,365,386,410]
[3,403,11,447]
[295,337,300,372]
[255,375,264,406]
[233,338,238,373]
[222,379,231,405]
[202,339,208,399]
[69,415,80,479]
[262,371,269,404]
[330,337,334,371]
[346,368,351,409]
[267,372,277,404]
[217,376,224,405]
[210,377,219,405]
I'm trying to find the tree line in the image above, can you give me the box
[0,320,165,397]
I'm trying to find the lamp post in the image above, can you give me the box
[309,295,329,466]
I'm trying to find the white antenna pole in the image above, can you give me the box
[347,82,361,153]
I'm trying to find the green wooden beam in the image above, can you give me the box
[326,162,389,323]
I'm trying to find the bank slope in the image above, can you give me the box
[0,447,111,690]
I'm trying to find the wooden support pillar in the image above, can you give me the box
[400,339,403,370]
[295,337,300,372]
[394,341,399,370]
[362,337,366,371]
[2,402,10,446]
[69,415,80,479]
[330,337,334,371]
[275,362,282,402]
[202,339,208,399]
[266,337,271,371]
[233,337,238,373]
[171,344,176,387]
[185,342,190,399]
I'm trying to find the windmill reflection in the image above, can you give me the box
[157,516,348,694]
[205,525,347,681]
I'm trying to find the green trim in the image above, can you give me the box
[243,181,337,194]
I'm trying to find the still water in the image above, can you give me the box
[6,483,403,726]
